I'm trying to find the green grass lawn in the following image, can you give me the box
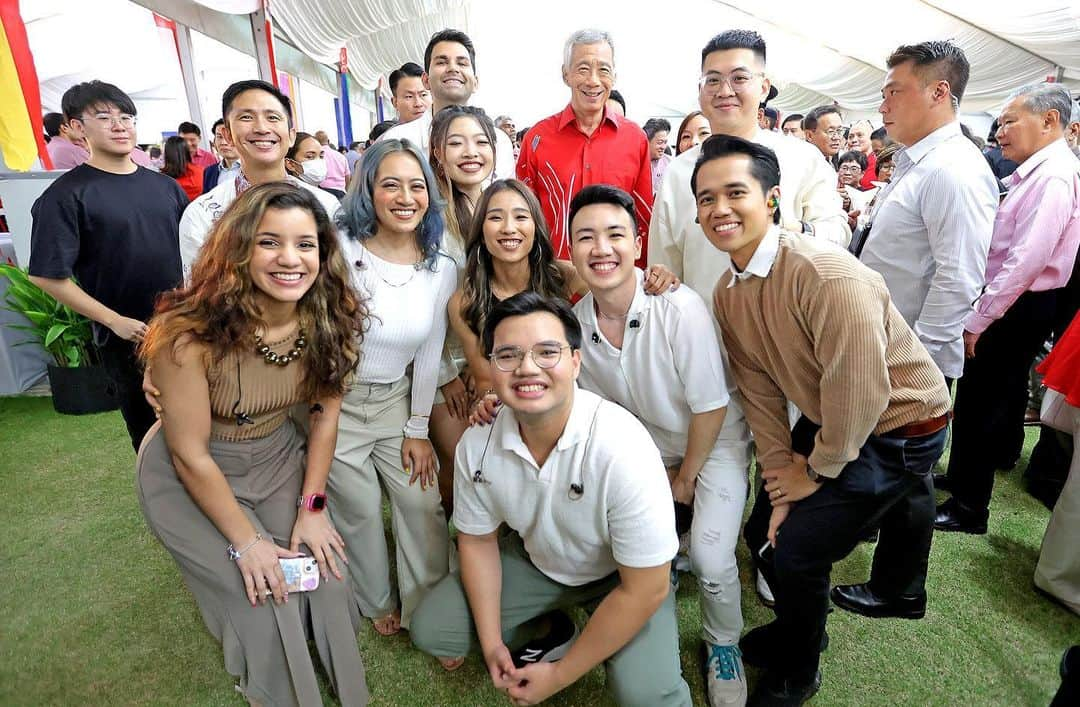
[1,396,1076,706]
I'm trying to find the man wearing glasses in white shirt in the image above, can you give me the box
[649,29,850,302]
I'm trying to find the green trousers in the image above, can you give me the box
[410,533,691,707]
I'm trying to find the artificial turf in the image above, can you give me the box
[1,395,1076,705]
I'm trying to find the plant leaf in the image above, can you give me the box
[45,323,70,347]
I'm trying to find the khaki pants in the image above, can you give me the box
[1035,403,1080,615]
[327,377,449,627]
[410,533,692,707]
[137,420,368,707]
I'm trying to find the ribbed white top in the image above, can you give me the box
[339,235,457,438]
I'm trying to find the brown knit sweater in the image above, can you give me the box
[713,231,951,478]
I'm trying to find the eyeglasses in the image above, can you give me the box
[822,128,845,138]
[79,113,137,129]
[490,343,572,372]
[698,71,763,95]
[838,165,863,173]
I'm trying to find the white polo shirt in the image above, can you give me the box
[452,387,678,586]
[573,271,747,461]
[179,174,341,279]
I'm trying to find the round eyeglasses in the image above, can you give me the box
[489,343,572,372]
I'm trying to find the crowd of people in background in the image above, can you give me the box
[29,24,1080,707]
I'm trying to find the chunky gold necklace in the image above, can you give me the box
[255,329,307,367]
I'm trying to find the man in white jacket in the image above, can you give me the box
[648,29,849,300]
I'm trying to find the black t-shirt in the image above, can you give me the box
[29,164,187,324]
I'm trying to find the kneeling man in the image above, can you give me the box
[568,184,752,706]
[411,292,691,707]
[695,135,952,705]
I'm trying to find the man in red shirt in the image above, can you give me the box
[178,121,218,168]
[517,29,653,266]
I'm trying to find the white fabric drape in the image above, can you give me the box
[716,0,1072,114]
[271,0,469,87]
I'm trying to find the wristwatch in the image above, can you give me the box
[297,493,328,512]
[806,466,826,484]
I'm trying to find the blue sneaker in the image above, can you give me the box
[702,641,747,706]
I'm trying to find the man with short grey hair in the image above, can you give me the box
[517,29,653,265]
[934,82,1080,534]
[1066,98,1080,158]
[494,114,516,141]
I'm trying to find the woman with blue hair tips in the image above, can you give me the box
[328,138,456,657]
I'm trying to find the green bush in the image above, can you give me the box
[0,263,97,368]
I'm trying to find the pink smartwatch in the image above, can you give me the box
[297,493,327,512]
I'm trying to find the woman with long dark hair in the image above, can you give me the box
[426,105,497,512]
[161,134,204,201]
[330,138,457,658]
[676,111,712,156]
[451,180,570,409]
[136,183,369,705]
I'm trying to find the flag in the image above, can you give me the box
[0,0,50,170]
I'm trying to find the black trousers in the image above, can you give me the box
[946,289,1065,513]
[744,426,947,684]
[1024,271,1080,508]
[96,335,156,453]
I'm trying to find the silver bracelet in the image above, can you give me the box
[226,533,262,562]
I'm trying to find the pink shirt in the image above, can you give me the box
[965,138,1080,334]
[46,138,89,169]
[191,148,218,168]
[130,147,154,168]
[320,146,350,190]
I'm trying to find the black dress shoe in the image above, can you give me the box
[1051,645,1080,707]
[747,670,822,706]
[934,498,988,535]
[932,473,950,491]
[740,622,828,670]
[830,583,926,619]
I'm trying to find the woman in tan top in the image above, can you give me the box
[136,183,369,706]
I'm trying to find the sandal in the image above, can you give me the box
[372,610,401,636]
[438,656,465,672]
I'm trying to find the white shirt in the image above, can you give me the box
[452,387,678,586]
[179,174,341,279]
[859,121,997,379]
[648,128,850,301]
[844,184,877,215]
[214,161,241,188]
[339,236,457,438]
[726,226,781,287]
[574,270,747,461]
[381,111,516,180]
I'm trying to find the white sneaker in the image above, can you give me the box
[756,570,776,608]
[703,642,747,706]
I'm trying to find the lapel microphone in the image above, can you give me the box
[232,357,255,426]
[591,332,601,344]
[629,319,640,328]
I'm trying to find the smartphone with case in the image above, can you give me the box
[278,556,320,593]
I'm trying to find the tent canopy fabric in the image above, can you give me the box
[266,0,1080,125]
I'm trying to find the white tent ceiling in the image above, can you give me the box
[266,0,1080,125]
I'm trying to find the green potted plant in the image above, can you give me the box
[0,262,118,414]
